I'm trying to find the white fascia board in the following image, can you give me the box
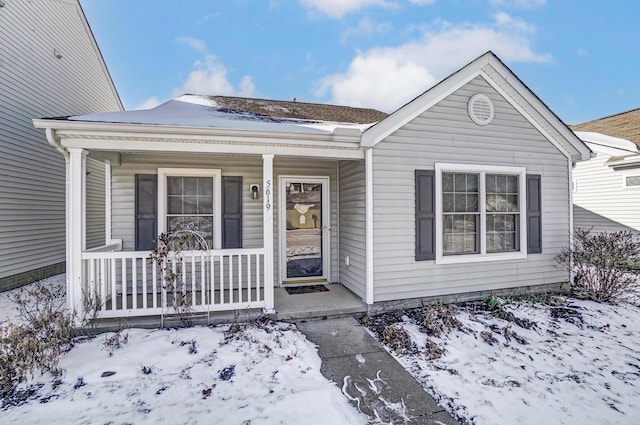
[483,56,592,162]
[59,138,365,159]
[361,55,489,147]
[34,119,365,159]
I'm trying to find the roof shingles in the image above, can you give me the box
[195,95,389,124]
[571,107,640,148]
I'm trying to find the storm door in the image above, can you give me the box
[279,177,330,284]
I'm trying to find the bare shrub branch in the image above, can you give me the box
[556,229,640,302]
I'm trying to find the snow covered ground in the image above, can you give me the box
[365,295,640,425]
[3,274,640,424]
[1,275,366,424]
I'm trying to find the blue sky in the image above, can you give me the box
[81,0,639,124]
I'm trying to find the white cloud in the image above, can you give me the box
[409,0,436,5]
[175,36,207,53]
[341,17,393,43]
[490,0,546,8]
[318,54,437,110]
[134,96,162,110]
[300,0,392,18]
[317,16,551,112]
[173,54,256,97]
[494,12,536,33]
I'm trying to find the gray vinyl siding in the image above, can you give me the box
[573,152,640,232]
[0,0,121,282]
[110,154,340,285]
[371,75,571,302]
[338,160,366,299]
[86,158,106,249]
[482,65,583,159]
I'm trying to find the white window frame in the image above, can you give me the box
[622,174,640,189]
[435,163,527,264]
[157,168,222,250]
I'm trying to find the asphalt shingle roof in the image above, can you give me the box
[571,107,640,148]
[198,95,389,124]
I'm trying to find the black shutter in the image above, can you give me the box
[415,170,435,261]
[135,174,157,251]
[222,176,243,249]
[526,174,542,254]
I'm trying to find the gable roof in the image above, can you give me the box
[362,51,592,161]
[570,108,640,149]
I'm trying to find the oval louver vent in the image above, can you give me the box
[468,94,494,126]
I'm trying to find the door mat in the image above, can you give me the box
[285,285,329,295]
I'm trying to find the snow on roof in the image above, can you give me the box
[574,131,638,154]
[67,94,383,135]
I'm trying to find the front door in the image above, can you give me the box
[279,177,329,284]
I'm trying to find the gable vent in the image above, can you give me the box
[468,94,494,126]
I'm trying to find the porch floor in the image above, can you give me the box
[87,283,367,331]
[273,283,367,321]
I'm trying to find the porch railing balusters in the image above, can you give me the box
[81,249,265,319]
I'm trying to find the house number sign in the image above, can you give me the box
[265,179,271,211]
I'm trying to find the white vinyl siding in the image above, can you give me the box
[110,154,340,285]
[0,0,121,280]
[371,75,570,302]
[338,160,366,300]
[573,150,640,232]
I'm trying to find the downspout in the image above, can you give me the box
[45,128,72,311]
[568,157,574,292]
[365,148,374,305]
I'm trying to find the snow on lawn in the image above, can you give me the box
[1,276,367,425]
[365,296,640,425]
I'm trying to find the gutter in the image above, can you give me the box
[45,127,68,158]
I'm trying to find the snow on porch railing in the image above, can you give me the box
[81,249,265,319]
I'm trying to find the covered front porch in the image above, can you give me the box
[43,137,373,324]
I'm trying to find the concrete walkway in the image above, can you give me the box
[296,316,460,425]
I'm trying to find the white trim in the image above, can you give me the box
[157,168,222,249]
[360,52,591,162]
[68,148,87,321]
[362,69,479,147]
[479,70,572,161]
[104,160,111,243]
[365,148,374,304]
[278,176,331,284]
[434,163,527,265]
[262,154,275,312]
[568,157,574,286]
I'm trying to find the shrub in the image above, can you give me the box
[556,228,640,302]
[0,279,74,402]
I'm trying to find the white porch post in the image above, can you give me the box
[68,148,87,322]
[262,154,275,312]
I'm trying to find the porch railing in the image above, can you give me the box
[81,249,265,319]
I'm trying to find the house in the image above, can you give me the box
[571,108,640,233]
[0,0,122,290]
[33,51,591,322]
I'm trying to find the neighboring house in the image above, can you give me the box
[0,0,122,290]
[571,108,640,233]
[33,51,590,321]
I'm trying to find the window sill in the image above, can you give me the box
[435,250,527,265]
